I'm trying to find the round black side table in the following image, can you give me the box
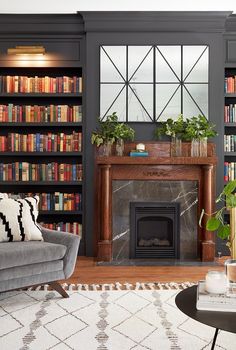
[175,285,236,350]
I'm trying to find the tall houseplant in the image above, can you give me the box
[155,114,186,156]
[185,115,217,157]
[200,179,236,258]
[91,112,135,156]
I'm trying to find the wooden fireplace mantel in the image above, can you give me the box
[95,142,217,262]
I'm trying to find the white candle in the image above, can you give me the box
[205,270,227,294]
[136,143,145,151]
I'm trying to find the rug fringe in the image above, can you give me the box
[26,282,196,292]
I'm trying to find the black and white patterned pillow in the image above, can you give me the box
[0,195,43,242]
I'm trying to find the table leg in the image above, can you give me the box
[211,328,219,350]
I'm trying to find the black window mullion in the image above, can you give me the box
[181,45,183,115]
[126,46,128,122]
[153,46,156,122]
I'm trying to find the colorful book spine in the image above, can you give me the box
[0,76,82,93]
[10,192,82,211]
[0,163,82,181]
[0,132,82,152]
[40,222,82,236]
[0,104,82,123]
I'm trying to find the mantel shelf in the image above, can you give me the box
[96,156,218,166]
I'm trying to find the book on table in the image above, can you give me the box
[196,280,236,312]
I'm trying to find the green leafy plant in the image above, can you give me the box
[91,112,135,147]
[200,180,236,247]
[155,114,186,139]
[155,114,217,141]
[185,115,217,140]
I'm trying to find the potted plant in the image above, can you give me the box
[200,179,236,259]
[155,114,186,156]
[91,112,135,156]
[185,115,217,157]
[113,120,135,156]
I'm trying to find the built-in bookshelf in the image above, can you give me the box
[224,68,236,183]
[0,66,83,239]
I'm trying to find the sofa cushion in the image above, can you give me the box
[0,195,42,242]
[0,241,66,270]
[0,260,63,281]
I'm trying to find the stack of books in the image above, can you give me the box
[196,280,236,312]
[129,150,149,157]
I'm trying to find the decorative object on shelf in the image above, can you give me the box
[155,115,186,157]
[136,143,146,152]
[115,138,124,157]
[200,179,236,258]
[91,112,135,157]
[129,143,149,157]
[7,45,45,56]
[185,115,217,157]
[205,270,227,294]
[225,259,236,296]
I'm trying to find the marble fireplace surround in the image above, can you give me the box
[95,142,217,262]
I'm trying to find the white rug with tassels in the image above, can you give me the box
[0,282,235,350]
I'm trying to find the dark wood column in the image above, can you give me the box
[202,164,215,261]
[97,164,112,261]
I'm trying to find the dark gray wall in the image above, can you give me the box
[83,12,230,256]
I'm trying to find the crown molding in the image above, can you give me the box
[80,11,232,33]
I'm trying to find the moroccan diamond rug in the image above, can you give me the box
[0,283,236,350]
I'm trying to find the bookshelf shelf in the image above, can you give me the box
[0,68,84,242]
[0,123,83,127]
[0,152,83,156]
[0,93,82,98]
[0,181,82,186]
[225,93,236,98]
[38,211,83,216]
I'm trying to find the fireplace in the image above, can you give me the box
[130,202,180,259]
[95,142,217,262]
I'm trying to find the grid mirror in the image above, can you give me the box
[100,45,209,122]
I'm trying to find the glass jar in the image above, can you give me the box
[205,270,227,294]
[191,138,200,157]
[99,140,112,157]
[199,137,208,157]
[115,138,124,156]
[225,259,236,284]
[171,135,182,157]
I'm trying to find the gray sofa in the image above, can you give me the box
[0,226,80,297]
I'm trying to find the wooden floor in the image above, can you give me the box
[64,257,226,284]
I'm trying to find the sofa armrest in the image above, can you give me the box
[40,226,80,279]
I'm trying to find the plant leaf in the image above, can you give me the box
[206,217,221,231]
[217,224,230,240]
[226,194,236,208]
[223,180,236,195]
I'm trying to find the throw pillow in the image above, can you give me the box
[0,195,43,242]
[0,193,8,199]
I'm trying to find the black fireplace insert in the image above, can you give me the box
[130,202,180,259]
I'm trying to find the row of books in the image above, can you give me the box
[0,104,82,123]
[0,162,83,182]
[224,104,236,123]
[9,192,82,211]
[14,192,82,211]
[224,76,236,93]
[224,162,236,181]
[224,135,236,152]
[41,222,82,236]
[0,75,82,93]
[0,132,82,152]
